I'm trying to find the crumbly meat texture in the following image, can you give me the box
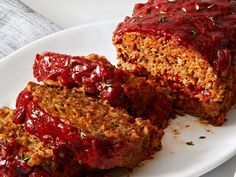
[0,108,110,177]
[0,107,53,167]
[33,52,172,128]
[113,0,236,126]
[14,82,163,170]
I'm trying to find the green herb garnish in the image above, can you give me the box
[186,141,194,146]
[19,154,31,163]
[131,18,137,23]
[199,136,206,139]
[191,29,197,36]
[68,59,77,67]
[105,83,113,87]
[159,16,168,22]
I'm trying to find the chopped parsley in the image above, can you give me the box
[131,18,137,23]
[105,83,113,87]
[19,154,31,163]
[199,136,206,139]
[186,141,194,146]
[191,29,197,36]
[159,16,168,22]
[68,59,77,67]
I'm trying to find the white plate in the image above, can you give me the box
[1,21,236,177]
[20,0,147,28]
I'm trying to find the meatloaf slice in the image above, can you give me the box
[13,82,164,170]
[113,0,236,125]
[0,107,102,177]
[33,52,172,128]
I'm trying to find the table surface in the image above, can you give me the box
[0,0,61,59]
[19,0,236,176]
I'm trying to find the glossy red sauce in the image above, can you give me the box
[113,0,236,71]
[13,88,128,170]
[0,137,105,177]
[34,52,127,107]
[33,52,172,121]
[0,139,49,177]
[14,89,32,124]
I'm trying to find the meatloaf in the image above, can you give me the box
[113,0,236,125]
[33,52,172,127]
[0,107,102,177]
[13,82,164,170]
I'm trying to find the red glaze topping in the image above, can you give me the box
[33,52,172,124]
[0,139,50,177]
[28,170,50,177]
[34,52,127,107]
[0,138,105,176]
[113,0,236,71]
[14,89,32,124]
[13,88,129,170]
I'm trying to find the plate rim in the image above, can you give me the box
[0,20,236,177]
[0,19,118,64]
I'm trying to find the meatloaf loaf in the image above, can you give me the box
[113,0,236,125]
[0,107,101,177]
[13,82,163,170]
[33,52,172,127]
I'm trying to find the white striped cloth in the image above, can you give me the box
[0,0,62,59]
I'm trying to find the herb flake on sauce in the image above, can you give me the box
[186,141,194,146]
[199,136,206,139]
[159,16,168,22]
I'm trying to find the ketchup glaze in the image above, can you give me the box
[13,87,129,170]
[33,52,127,107]
[113,0,236,71]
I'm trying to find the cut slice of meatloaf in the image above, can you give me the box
[13,82,164,170]
[0,107,102,177]
[33,52,172,127]
[113,0,236,126]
